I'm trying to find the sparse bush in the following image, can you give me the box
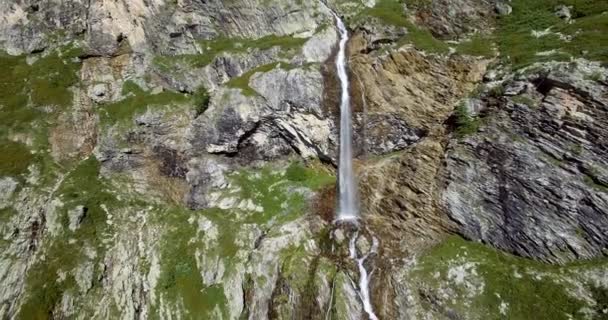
[454,103,481,137]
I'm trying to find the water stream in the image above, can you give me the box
[349,233,379,320]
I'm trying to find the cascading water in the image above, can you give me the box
[333,12,358,221]
[330,11,379,320]
[349,233,379,320]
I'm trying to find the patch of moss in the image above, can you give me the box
[193,86,211,116]
[583,175,608,193]
[0,207,17,223]
[411,236,608,320]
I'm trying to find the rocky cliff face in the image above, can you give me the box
[0,0,607,319]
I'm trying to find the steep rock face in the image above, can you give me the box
[0,0,330,56]
[1,0,607,319]
[347,31,488,255]
[444,61,608,264]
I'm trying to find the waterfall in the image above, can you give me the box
[333,12,358,221]
[330,11,379,320]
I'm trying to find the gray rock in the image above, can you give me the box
[358,113,425,155]
[495,2,513,16]
[504,81,528,96]
[0,177,18,209]
[68,205,86,231]
[555,5,572,21]
[463,98,486,117]
[444,61,608,264]
[186,157,230,209]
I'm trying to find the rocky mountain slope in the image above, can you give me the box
[0,0,606,319]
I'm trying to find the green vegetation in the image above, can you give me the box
[584,174,608,193]
[153,207,229,319]
[225,62,280,96]
[193,86,211,116]
[585,71,603,82]
[18,157,117,319]
[454,103,481,137]
[100,81,213,125]
[411,236,608,320]
[456,34,495,57]
[99,81,190,126]
[355,0,449,54]
[228,161,335,224]
[154,35,307,70]
[0,45,82,142]
[152,162,334,317]
[0,141,33,177]
[496,0,608,68]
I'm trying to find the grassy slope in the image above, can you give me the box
[497,0,608,68]
[411,236,608,320]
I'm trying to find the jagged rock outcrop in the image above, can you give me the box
[444,60,608,264]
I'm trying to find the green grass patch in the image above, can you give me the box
[154,35,307,70]
[0,140,33,177]
[99,81,191,126]
[153,207,229,319]
[225,62,280,96]
[411,235,608,320]
[0,45,82,138]
[456,34,495,57]
[227,162,335,225]
[151,162,334,318]
[496,0,608,68]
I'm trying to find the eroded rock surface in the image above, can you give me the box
[444,61,608,263]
